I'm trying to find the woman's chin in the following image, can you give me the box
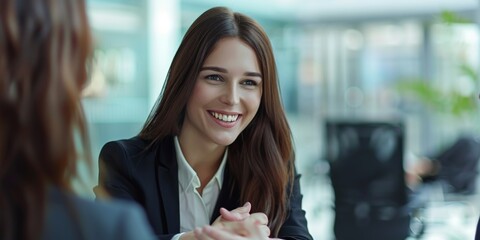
[213,135,238,146]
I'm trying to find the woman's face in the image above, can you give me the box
[181,37,262,147]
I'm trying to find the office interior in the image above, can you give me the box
[79,0,480,239]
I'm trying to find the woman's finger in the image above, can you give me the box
[257,225,270,237]
[248,212,269,226]
[194,227,212,240]
[202,225,241,240]
[241,218,269,238]
[220,202,251,221]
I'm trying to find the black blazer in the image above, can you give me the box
[97,136,312,240]
[476,218,480,240]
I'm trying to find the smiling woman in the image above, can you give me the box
[96,6,312,240]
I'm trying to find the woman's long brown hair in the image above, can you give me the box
[139,7,294,236]
[0,0,92,239]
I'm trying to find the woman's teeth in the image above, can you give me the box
[211,112,238,122]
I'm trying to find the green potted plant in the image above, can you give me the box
[396,11,479,119]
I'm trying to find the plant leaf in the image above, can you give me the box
[440,11,472,25]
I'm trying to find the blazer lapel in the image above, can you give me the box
[155,137,180,234]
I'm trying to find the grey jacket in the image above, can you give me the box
[43,187,155,240]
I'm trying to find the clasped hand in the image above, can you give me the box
[194,202,281,240]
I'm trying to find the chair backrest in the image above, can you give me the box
[433,135,480,194]
[325,119,409,240]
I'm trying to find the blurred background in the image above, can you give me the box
[79,0,480,239]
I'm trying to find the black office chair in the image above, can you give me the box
[325,120,414,240]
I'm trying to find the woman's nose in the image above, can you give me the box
[220,84,240,106]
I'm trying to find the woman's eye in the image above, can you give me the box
[206,75,222,81]
[242,80,257,86]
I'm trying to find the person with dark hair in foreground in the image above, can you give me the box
[0,0,156,239]
[97,6,312,240]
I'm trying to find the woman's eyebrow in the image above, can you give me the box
[245,72,262,78]
[201,66,262,78]
[200,66,227,73]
